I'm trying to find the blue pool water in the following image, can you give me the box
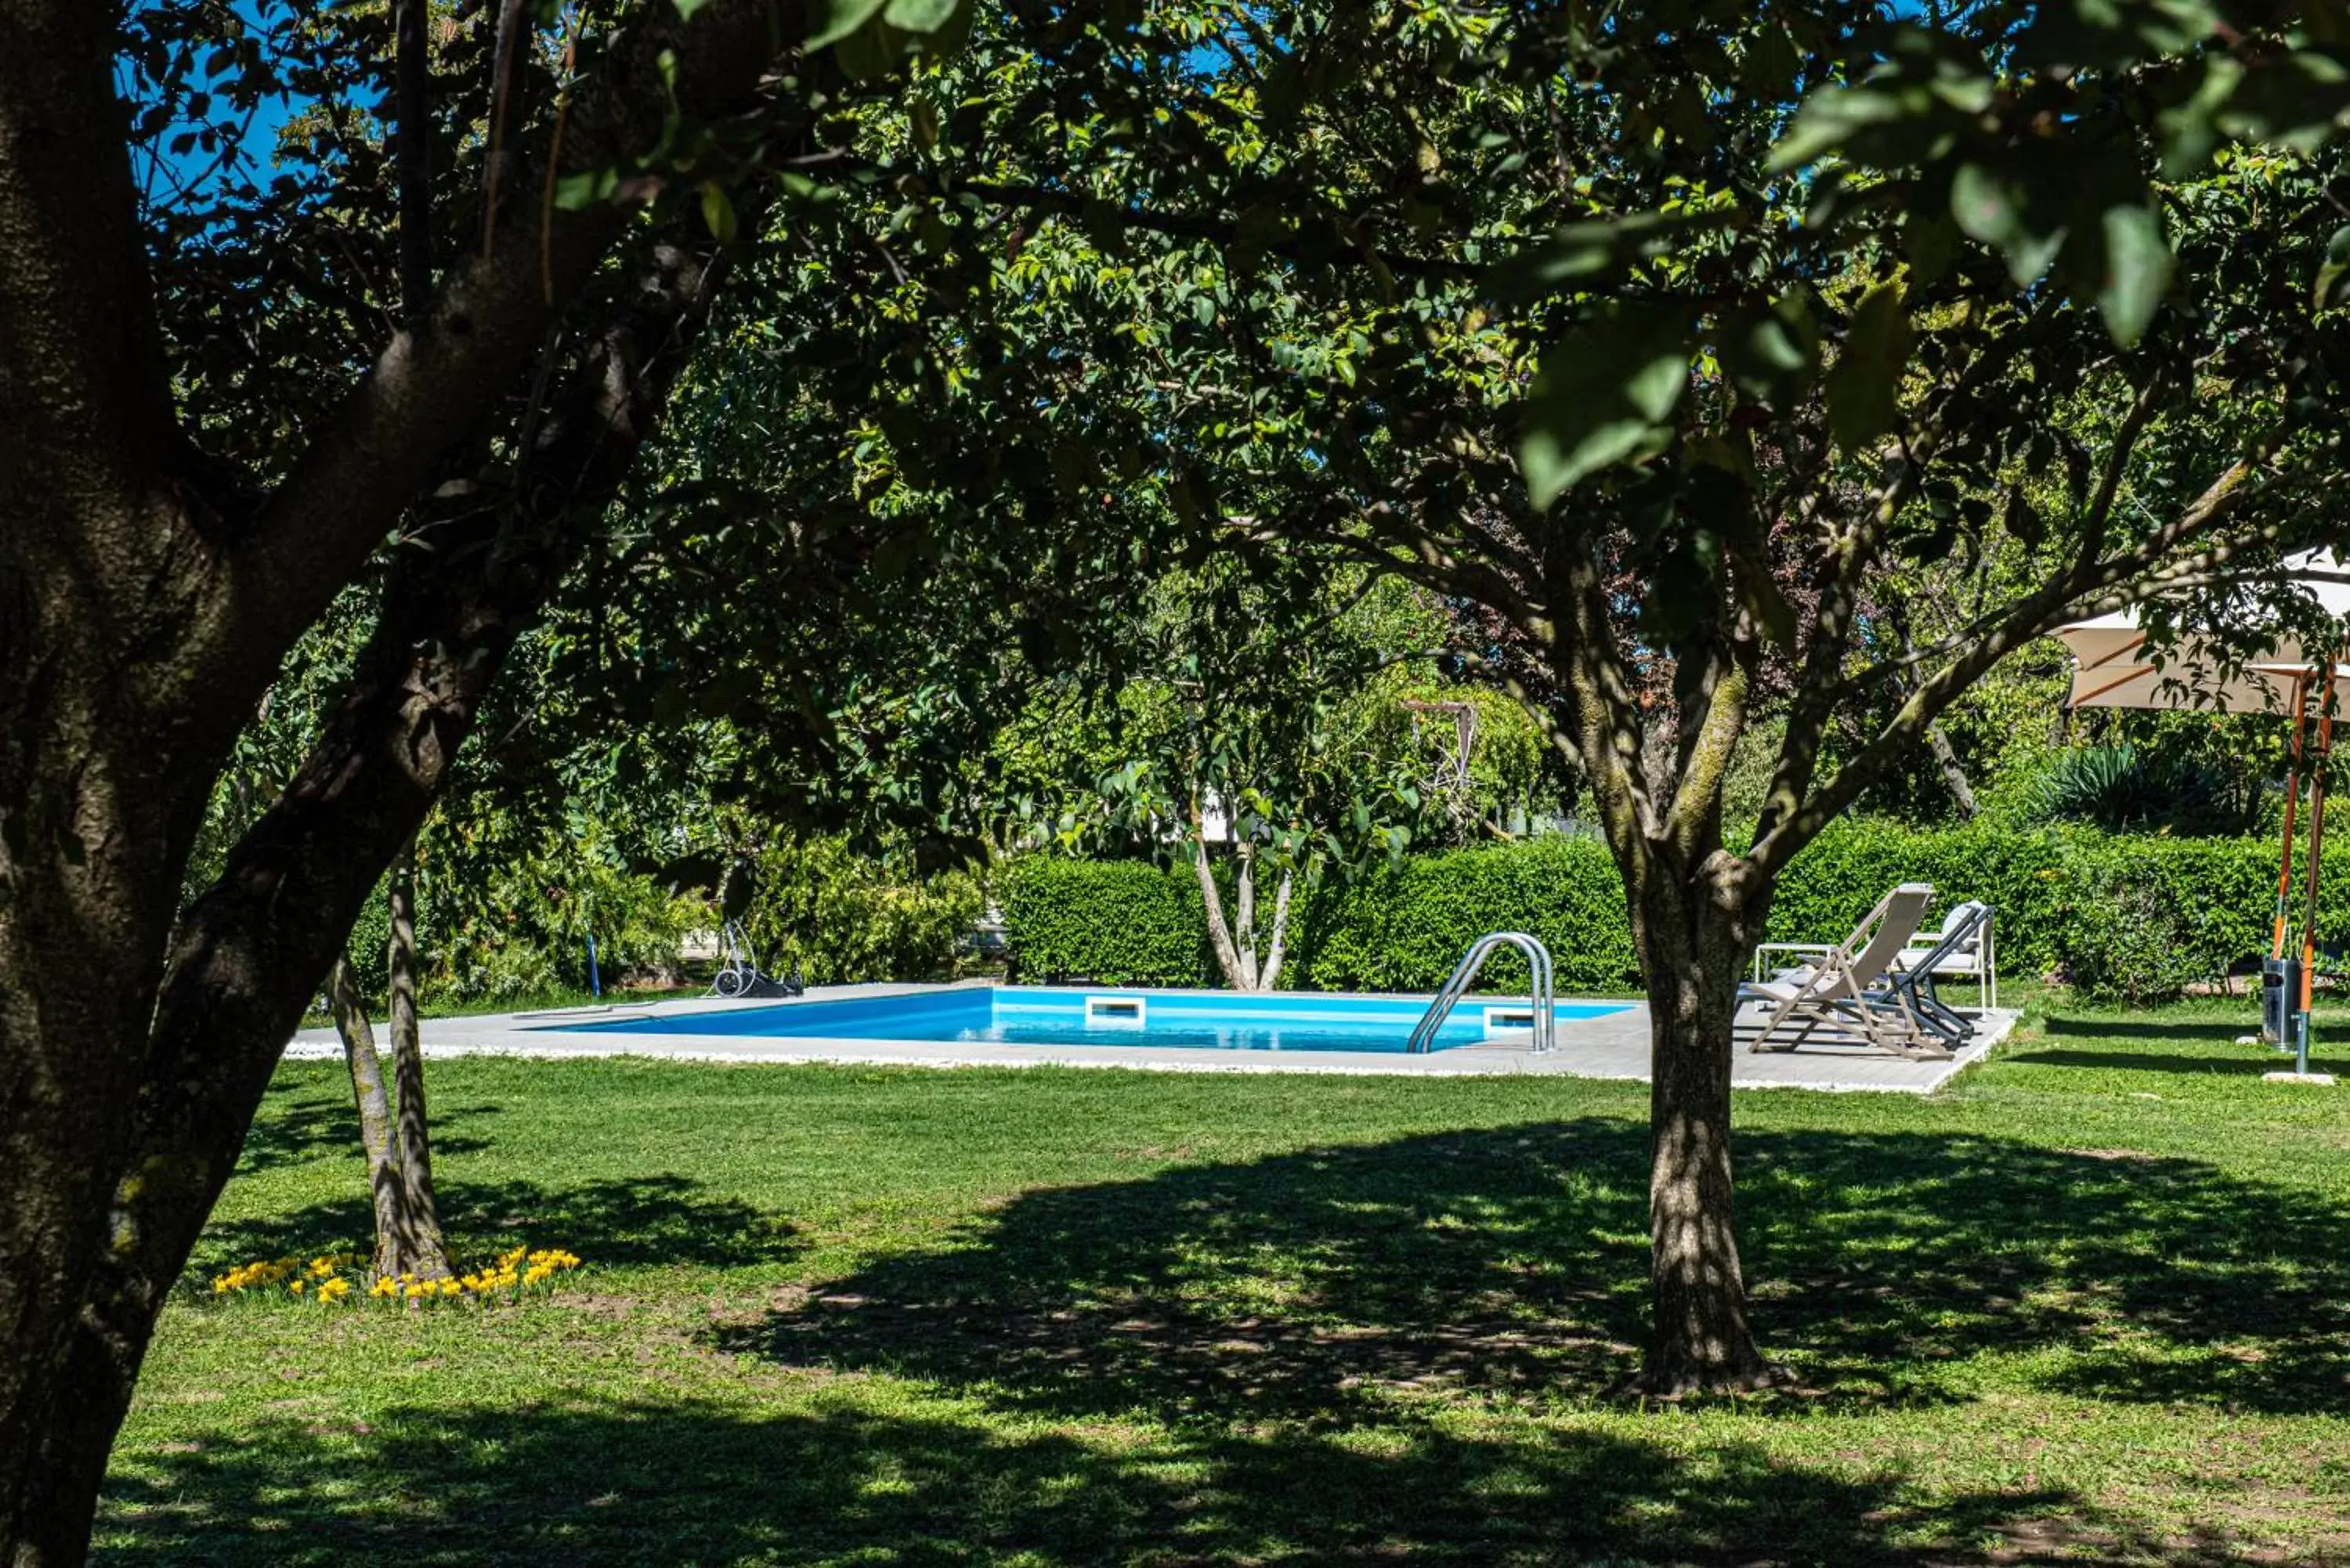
[554,987,1630,1054]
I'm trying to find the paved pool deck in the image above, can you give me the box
[287,983,2016,1095]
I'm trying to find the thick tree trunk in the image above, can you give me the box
[0,211,751,1563]
[1632,853,1776,1394]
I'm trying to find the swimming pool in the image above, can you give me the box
[555,987,1632,1055]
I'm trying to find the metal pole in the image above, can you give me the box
[2298,688,2334,1075]
[587,933,602,999]
[2276,674,2311,962]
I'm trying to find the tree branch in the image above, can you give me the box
[395,0,434,322]
[1749,459,2280,876]
[200,0,800,714]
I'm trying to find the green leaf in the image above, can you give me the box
[1824,281,1911,457]
[2095,202,2171,347]
[699,181,737,244]
[1485,211,1733,302]
[553,168,614,211]
[1770,86,1907,172]
[2316,225,2350,312]
[808,0,888,48]
[882,0,958,31]
[1950,162,2019,246]
[2157,56,2243,178]
[1517,307,1691,508]
[671,0,714,18]
[832,18,898,77]
[1719,294,1818,406]
[1906,211,1961,284]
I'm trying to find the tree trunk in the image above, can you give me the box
[0,204,755,1562]
[1193,838,1294,992]
[1925,721,1979,818]
[1191,802,1256,990]
[324,956,407,1274]
[384,845,451,1278]
[1257,867,1295,991]
[1632,853,1777,1394]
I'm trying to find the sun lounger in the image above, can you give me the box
[1888,900,1994,1045]
[1739,883,1942,1057]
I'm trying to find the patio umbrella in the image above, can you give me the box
[2055,551,2350,1074]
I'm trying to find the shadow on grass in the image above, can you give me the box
[2001,1048,2303,1075]
[2037,1017,2270,1042]
[2006,1011,2345,1074]
[229,1067,502,1178]
[190,1174,800,1277]
[99,1396,2249,1568]
[717,1122,2350,1423]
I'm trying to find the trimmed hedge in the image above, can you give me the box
[1003,822,2350,1003]
[1289,836,1638,992]
[999,858,1211,985]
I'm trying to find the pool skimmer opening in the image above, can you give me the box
[1084,995,1148,1028]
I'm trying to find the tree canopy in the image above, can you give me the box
[14,2,2350,1555]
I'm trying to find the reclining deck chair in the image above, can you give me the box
[1888,900,1993,1046]
[1739,883,1942,1057]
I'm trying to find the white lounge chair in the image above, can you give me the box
[1739,883,1943,1057]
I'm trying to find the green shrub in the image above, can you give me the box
[1769,822,2308,1001]
[1286,835,1637,992]
[998,858,1211,985]
[746,836,985,986]
[2024,744,2265,836]
[2056,864,2219,1005]
[1003,818,2350,1003]
[423,826,707,1003]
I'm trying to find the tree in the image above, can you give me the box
[0,2,972,1555]
[810,0,2350,1391]
[1314,8,2350,1389]
[1073,561,1436,992]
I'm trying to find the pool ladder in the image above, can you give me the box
[1408,931,1556,1053]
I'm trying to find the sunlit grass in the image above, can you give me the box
[97,999,2350,1564]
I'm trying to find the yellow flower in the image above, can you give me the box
[289,1280,305,1294]
[318,1278,352,1302]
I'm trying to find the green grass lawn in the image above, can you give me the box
[96,999,2350,1566]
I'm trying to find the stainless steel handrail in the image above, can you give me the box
[1407,930,1555,1053]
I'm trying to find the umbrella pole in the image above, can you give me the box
[2276,675,2310,963]
[2298,695,2336,1075]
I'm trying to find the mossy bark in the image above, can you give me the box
[1630,853,1776,1393]
[0,176,759,1558]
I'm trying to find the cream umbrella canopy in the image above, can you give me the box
[2055,551,2350,1072]
[2057,552,2350,714]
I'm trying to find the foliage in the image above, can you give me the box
[1288,836,1641,994]
[997,858,1207,985]
[2057,866,2225,1007]
[1007,818,2350,1005]
[2023,744,2266,836]
[1770,821,2324,1004]
[741,836,985,986]
[421,820,710,1003]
